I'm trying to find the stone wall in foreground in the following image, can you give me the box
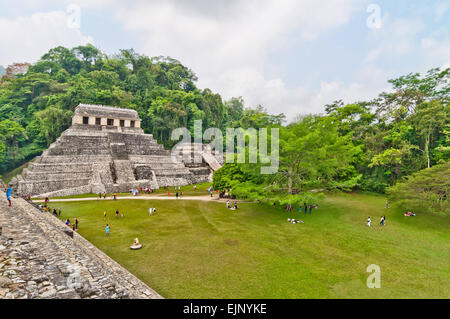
[0,192,163,299]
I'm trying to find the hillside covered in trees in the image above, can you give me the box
[0,45,449,213]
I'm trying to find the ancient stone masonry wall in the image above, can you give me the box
[0,191,162,299]
[16,104,218,197]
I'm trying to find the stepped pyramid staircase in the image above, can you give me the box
[16,125,213,197]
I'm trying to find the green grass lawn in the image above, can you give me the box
[49,192,450,299]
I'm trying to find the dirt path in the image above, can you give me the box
[32,195,236,203]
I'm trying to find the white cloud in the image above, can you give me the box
[0,10,93,66]
[106,0,360,120]
[2,1,447,122]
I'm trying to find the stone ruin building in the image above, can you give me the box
[15,104,222,197]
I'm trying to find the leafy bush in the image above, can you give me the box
[387,161,449,216]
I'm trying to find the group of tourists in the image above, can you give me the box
[51,207,62,217]
[97,193,118,200]
[144,187,154,194]
[103,209,125,219]
[286,203,317,214]
[287,218,304,224]
[64,218,79,232]
[115,209,124,218]
[367,216,387,227]
[226,200,238,210]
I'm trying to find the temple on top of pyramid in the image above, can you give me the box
[72,104,141,129]
[15,104,222,197]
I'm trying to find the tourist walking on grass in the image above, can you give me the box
[367,217,371,227]
[176,192,179,199]
[75,218,79,230]
[104,210,107,219]
[105,224,110,236]
[6,184,13,207]
[116,209,119,218]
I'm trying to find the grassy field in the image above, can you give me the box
[49,192,450,299]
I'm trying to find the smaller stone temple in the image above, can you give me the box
[16,104,222,197]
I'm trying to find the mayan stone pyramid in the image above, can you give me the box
[16,104,219,197]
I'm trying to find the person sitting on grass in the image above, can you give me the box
[65,219,71,226]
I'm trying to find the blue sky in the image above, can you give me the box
[0,0,448,120]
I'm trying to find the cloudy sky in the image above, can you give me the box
[0,0,449,120]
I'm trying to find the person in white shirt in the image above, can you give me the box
[367,217,371,227]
